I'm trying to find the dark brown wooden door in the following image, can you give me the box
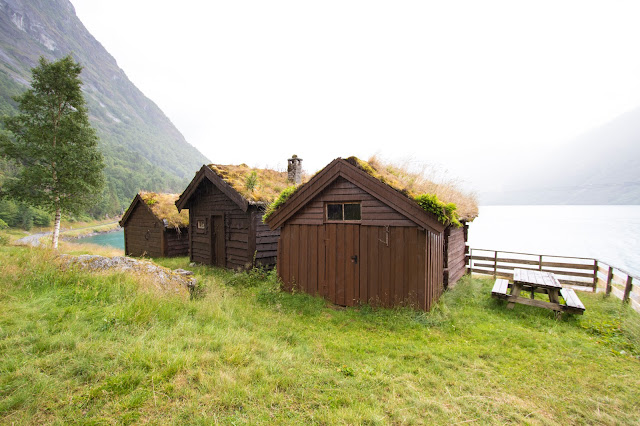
[211,215,225,267]
[324,224,360,306]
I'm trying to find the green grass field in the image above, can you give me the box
[1,245,639,424]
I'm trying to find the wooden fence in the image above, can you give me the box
[468,248,639,311]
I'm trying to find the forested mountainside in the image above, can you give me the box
[0,0,209,216]
[481,105,640,205]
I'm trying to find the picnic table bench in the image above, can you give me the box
[491,268,585,316]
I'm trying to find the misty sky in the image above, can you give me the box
[70,0,640,193]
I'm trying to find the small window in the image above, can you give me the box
[327,203,343,221]
[196,219,206,233]
[326,203,361,222]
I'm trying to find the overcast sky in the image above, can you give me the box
[69,0,640,193]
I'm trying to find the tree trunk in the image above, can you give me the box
[52,206,61,249]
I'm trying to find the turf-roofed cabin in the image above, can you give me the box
[175,157,303,269]
[264,157,477,311]
[120,192,189,257]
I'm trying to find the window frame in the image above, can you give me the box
[325,202,362,223]
[196,218,207,233]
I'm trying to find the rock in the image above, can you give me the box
[174,268,194,276]
[58,254,197,294]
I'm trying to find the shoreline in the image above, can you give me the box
[64,226,123,241]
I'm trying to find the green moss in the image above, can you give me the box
[144,197,157,206]
[414,193,461,227]
[262,185,298,222]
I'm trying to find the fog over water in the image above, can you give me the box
[468,205,640,278]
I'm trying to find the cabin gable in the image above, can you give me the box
[122,200,164,257]
[187,177,251,269]
[121,194,189,258]
[266,159,445,234]
[287,176,420,227]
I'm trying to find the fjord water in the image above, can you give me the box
[76,229,125,251]
[467,205,640,277]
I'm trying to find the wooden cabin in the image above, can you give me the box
[175,157,303,269]
[264,157,476,311]
[120,192,189,257]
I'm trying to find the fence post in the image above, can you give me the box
[605,266,614,296]
[493,251,497,278]
[592,259,598,292]
[468,248,473,275]
[623,275,633,304]
[539,255,542,271]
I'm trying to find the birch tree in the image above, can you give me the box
[0,55,104,248]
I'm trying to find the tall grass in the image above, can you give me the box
[368,154,479,220]
[1,245,639,424]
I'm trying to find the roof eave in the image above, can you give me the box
[175,165,250,212]
[265,158,447,234]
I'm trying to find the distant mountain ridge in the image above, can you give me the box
[0,0,210,214]
[481,106,640,205]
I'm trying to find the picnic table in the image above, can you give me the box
[491,268,585,316]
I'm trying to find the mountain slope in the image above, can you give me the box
[0,0,210,214]
[481,106,640,205]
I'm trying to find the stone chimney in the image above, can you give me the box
[287,155,303,185]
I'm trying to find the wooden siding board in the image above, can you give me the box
[336,225,346,306]
[405,227,417,307]
[318,225,327,297]
[300,225,309,293]
[417,229,427,310]
[290,225,300,289]
[445,226,467,286]
[381,227,391,306]
[308,226,318,295]
[327,224,337,303]
[347,225,358,306]
[392,227,403,305]
[369,227,380,306]
[280,226,290,289]
[360,226,369,305]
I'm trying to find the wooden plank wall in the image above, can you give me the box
[278,224,441,310]
[188,180,251,269]
[444,225,466,287]
[254,215,279,268]
[123,205,163,257]
[165,228,189,257]
[426,232,444,311]
[288,177,416,227]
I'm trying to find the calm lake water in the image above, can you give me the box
[467,205,640,278]
[76,229,124,251]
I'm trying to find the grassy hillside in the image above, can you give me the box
[0,244,639,424]
[0,0,210,215]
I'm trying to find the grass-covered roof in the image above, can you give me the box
[264,156,478,226]
[346,156,478,223]
[208,164,293,204]
[139,192,189,228]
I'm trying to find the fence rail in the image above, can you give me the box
[467,248,639,311]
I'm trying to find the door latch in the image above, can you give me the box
[351,255,358,264]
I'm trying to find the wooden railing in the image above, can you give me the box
[467,248,639,311]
